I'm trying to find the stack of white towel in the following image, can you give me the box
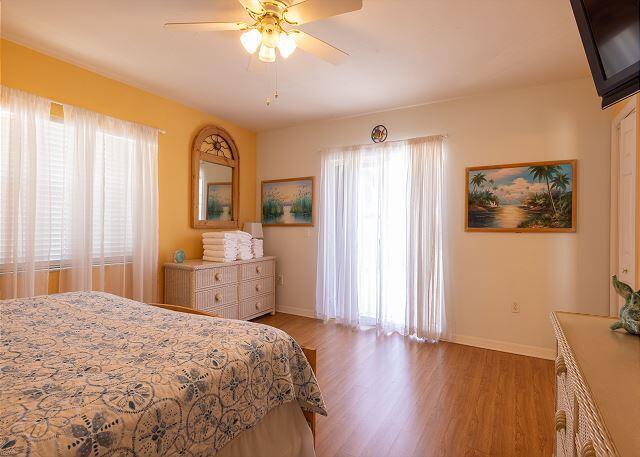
[252,238,264,258]
[202,232,239,262]
[202,231,254,262]
[237,232,253,261]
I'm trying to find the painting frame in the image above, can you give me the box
[206,181,233,222]
[465,159,577,233]
[261,176,315,227]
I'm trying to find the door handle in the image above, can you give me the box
[622,268,629,274]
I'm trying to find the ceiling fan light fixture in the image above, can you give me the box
[261,27,280,48]
[278,32,296,58]
[258,44,276,62]
[240,28,261,54]
[166,0,360,65]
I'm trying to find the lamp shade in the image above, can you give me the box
[243,222,264,239]
[278,32,296,58]
[240,29,261,54]
[258,44,276,63]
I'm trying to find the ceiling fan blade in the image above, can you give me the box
[164,21,246,32]
[284,0,362,25]
[237,0,264,14]
[292,30,349,65]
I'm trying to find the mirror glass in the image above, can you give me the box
[198,160,233,222]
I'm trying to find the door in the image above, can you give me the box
[618,110,637,309]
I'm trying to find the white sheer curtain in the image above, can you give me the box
[405,138,444,339]
[60,105,159,302]
[0,86,54,298]
[0,86,158,302]
[316,146,362,327]
[316,135,445,340]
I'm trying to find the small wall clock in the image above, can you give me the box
[371,125,388,143]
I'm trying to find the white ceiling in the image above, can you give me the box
[1,0,590,131]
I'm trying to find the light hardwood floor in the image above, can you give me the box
[255,313,555,457]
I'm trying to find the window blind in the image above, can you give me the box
[0,114,134,266]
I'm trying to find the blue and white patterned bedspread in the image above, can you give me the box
[0,292,326,456]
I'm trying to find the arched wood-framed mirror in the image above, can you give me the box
[192,125,240,229]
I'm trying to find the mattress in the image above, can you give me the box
[0,292,326,456]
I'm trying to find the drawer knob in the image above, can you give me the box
[255,302,262,310]
[214,272,222,281]
[255,284,262,292]
[555,356,567,376]
[215,292,222,302]
[555,410,566,432]
[581,442,596,457]
[256,266,262,274]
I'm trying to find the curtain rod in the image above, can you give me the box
[49,100,167,135]
[332,133,449,150]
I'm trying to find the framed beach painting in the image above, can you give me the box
[261,177,314,227]
[465,160,577,232]
[206,182,232,222]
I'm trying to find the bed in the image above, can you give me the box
[0,292,326,456]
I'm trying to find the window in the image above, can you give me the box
[89,130,135,261]
[1,86,158,301]
[356,150,409,327]
[0,110,135,266]
[316,136,445,340]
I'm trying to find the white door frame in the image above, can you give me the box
[610,97,637,316]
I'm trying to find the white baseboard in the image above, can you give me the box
[275,305,317,319]
[444,334,556,360]
[271,308,555,360]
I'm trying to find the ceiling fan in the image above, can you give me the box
[165,0,363,65]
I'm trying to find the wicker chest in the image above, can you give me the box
[551,312,639,457]
[164,257,276,320]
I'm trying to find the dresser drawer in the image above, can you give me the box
[198,302,239,320]
[556,353,575,414]
[239,277,274,300]
[555,353,576,457]
[195,265,237,289]
[239,260,274,280]
[194,284,238,309]
[239,293,274,319]
[555,410,568,457]
[575,394,608,457]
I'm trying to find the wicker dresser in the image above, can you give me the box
[164,257,276,320]
[551,312,639,457]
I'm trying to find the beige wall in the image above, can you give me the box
[1,40,257,301]
[257,78,612,357]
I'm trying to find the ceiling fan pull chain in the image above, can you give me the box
[265,58,279,107]
[274,58,279,100]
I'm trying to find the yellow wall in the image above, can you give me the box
[1,39,257,300]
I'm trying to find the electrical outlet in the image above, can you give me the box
[278,274,284,286]
[511,302,520,313]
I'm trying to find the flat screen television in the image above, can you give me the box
[570,0,640,108]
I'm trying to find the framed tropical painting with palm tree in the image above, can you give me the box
[465,160,576,232]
